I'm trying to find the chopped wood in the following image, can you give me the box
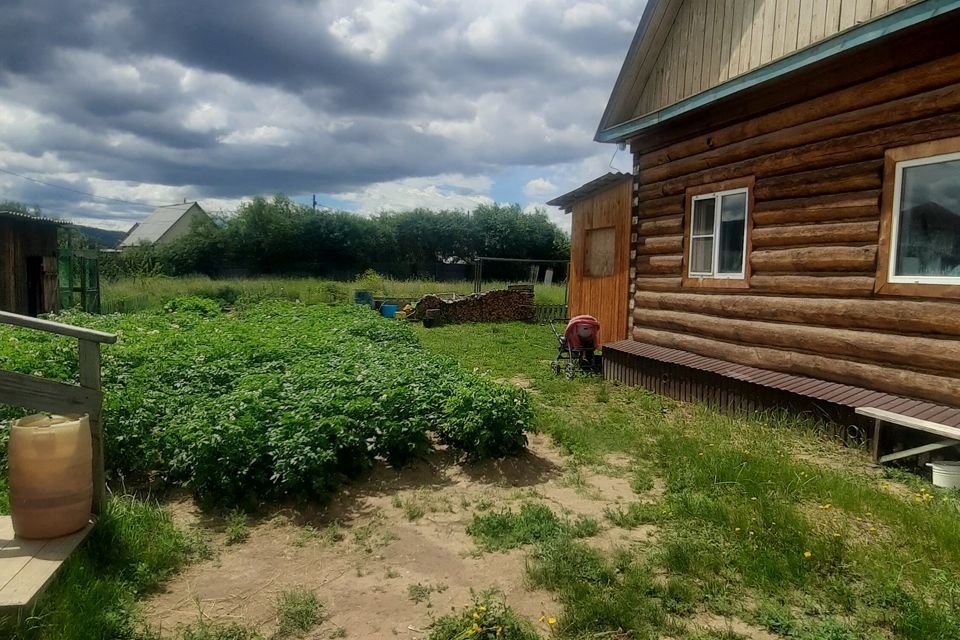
[409,288,534,324]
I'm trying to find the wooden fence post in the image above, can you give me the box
[78,339,106,514]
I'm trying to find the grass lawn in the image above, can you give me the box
[1,314,958,639]
[417,322,960,640]
[101,275,569,313]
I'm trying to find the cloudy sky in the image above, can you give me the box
[0,0,642,232]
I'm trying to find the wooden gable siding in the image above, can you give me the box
[634,0,919,119]
[628,49,960,408]
[569,180,633,345]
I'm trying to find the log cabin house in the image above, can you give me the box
[588,0,960,450]
[0,211,60,317]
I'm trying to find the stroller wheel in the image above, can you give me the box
[565,362,576,380]
[551,361,560,375]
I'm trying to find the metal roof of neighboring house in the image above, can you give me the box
[546,173,633,213]
[119,202,204,247]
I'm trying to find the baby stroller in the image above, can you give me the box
[550,315,602,379]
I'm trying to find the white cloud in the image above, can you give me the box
[333,173,494,213]
[523,178,557,198]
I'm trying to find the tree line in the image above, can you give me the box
[102,195,570,280]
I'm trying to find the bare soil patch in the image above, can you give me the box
[146,434,642,638]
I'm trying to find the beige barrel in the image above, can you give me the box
[9,414,93,539]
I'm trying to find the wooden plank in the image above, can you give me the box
[738,0,756,76]
[856,407,960,440]
[772,0,788,58]
[749,0,765,67]
[759,0,777,63]
[79,340,106,514]
[728,0,744,79]
[798,0,815,47]
[0,520,94,612]
[879,440,960,464]
[719,0,737,83]
[839,0,858,29]
[0,311,116,344]
[0,371,101,415]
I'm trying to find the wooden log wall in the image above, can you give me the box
[627,51,960,409]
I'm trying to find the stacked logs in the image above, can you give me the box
[410,287,534,324]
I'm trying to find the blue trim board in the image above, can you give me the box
[596,0,960,143]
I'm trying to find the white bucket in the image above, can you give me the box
[927,461,960,489]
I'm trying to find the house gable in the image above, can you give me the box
[598,0,927,143]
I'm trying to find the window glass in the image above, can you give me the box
[692,198,715,236]
[690,237,714,274]
[718,192,747,274]
[896,159,960,278]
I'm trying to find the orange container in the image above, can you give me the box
[9,414,93,539]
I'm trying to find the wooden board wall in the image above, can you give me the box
[628,49,960,408]
[0,221,58,316]
[634,0,919,118]
[569,180,633,345]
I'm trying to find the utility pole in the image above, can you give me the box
[312,194,317,212]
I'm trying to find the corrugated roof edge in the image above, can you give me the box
[0,210,63,225]
[546,173,632,213]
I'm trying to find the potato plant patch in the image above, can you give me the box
[0,299,531,505]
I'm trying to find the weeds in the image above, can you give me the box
[406,582,447,605]
[274,588,322,638]
[466,503,597,552]
[224,511,249,545]
[427,591,539,640]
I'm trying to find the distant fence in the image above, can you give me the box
[533,304,568,323]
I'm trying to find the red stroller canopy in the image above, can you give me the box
[564,315,600,349]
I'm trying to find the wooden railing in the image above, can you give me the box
[0,311,116,514]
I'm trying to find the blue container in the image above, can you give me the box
[353,290,373,307]
[380,304,399,318]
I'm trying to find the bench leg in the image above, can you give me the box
[871,419,883,463]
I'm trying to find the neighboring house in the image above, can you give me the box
[547,173,633,346]
[120,202,210,248]
[0,211,59,316]
[585,1,960,431]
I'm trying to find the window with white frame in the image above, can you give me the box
[890,151,960,284]
[688,188,749,278]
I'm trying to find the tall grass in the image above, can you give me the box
[101,276,568,313]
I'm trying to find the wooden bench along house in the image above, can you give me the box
[590,0,960,459]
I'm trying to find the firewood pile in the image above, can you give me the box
[410,286,534,324]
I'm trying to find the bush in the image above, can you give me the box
[0,301,532,506]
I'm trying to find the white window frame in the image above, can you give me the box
[889,150,960,286]
[688,187,749,279]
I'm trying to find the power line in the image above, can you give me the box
[0,166,158,208]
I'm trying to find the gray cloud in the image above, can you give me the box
[0,0,643,225]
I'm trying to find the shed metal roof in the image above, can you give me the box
[546,173,632,213]
[0,210,62,226]
[119,203,203,247]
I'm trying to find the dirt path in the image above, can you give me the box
[146,434,647,638]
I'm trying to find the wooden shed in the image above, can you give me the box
[0,212,60,317]
[594,0,960,448]
[548,173,633,345]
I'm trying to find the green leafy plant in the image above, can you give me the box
[427,591,540,640]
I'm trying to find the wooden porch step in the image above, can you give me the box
[0,516,93,613]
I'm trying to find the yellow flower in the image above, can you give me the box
[479,606,487,612]
[473,612,480,620]
[804,551,812,559]
[735,527,741,533]
[548,617,557,625]
[497,626,503,637]
[869,526,877,534]
[539,616,545,623]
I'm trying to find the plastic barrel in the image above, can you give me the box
[353,290,374,307]
[380,304,399,318]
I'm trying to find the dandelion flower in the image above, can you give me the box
[548,617,557,625]
[804,550,812,559]
[735,527,741,532]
